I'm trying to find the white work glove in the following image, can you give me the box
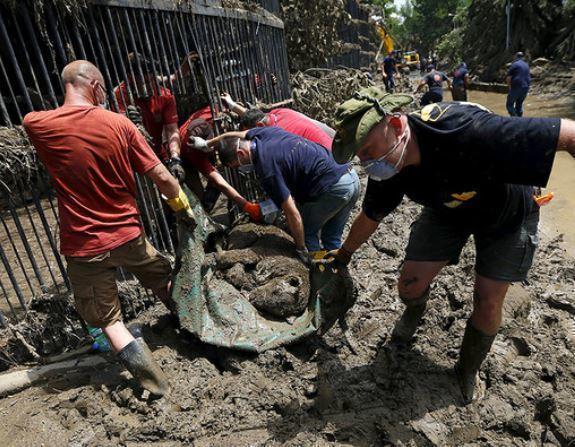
[220,93,237,110]
[188,136,212,153]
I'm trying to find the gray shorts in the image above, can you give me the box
[405,207,540,282]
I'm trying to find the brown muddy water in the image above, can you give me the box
[465,90,575,256]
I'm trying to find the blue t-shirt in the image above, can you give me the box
[452,66,468,88]
[423,70,448,94]
[246,127,349,207]
[508,59,531,89]
[383,56,396,74]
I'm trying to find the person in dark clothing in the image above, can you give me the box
[416,64,452,106]
[328,86,575,404]
[451,61,470,101]
[382,51,398,92]
[506,52,531,117]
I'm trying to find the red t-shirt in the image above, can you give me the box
[23,105,161,257]
[179,106,216,177]
[268,108,333,149]
[114,82,178,159]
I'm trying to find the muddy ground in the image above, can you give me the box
[0,171,574,446]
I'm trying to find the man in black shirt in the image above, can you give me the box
[416,64,452,106]
[329,86,575,403]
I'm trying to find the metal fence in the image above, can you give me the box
[0,0,291,353]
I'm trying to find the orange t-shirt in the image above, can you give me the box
[114,82,178,159]
[23,105,161,257]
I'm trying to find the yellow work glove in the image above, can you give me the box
[166,189,196,229]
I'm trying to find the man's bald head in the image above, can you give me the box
[61,60,104,86]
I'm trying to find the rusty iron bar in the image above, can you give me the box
[21,8,59,108]
[0,10,33,115]
[122,8,148,98]
[0,212,35,296]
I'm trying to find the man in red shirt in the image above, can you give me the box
[179,106,254,213]
[114,54,185,182]
[24,60,196,397]
[221,93,335,149]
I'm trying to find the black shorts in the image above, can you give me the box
[405,207,540,282]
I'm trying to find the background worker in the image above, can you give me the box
[24,61,197,397]
[327,86,575,404]
[220,93,335,148]
[416,63,452,106]
[506,52,531,117]
[382,50,398,93]
[451,61,470,101]
[114,53,185,182]
[217,126,360,261]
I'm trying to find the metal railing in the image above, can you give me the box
[0,0,291,354]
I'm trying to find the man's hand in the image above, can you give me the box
[126,105,142,125]
[188,136,212,153]
[323,246,353,266]
[296,247,312,267]
[167,157,186,182]
[243,201,262,222]
[220,92,236,110]
[166,189,196,230]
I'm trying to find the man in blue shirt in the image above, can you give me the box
[506,52,531,117]
[415,64,452,106]
[382,51,397,93]
[452,61,470,101]
[217,127,360,262]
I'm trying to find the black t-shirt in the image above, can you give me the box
[362,102,560,233]
[423,70,449,94]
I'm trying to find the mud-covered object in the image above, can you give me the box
[169,188,356,352]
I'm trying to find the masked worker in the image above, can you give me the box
[24,61,197,397]
[220,93,335,149]
[327,86,575,404]
[416,64,452,106]
[114,53,185,183]
[216,126,360,261]
[451,62,470,101]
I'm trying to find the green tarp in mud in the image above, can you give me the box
[169,189,356,352]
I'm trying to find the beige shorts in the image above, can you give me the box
[66,234,172,327]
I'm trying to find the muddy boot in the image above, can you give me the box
[455,320,496,405]
[117,338,170,397]
[390,288,430,346]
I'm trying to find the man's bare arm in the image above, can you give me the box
[207,130,249,148]
[557,119,575,158]
[281,195,306,250]
[145,163,180,198]
[207,171,248,208]
[164,123,181,158]
[341,211,381,254]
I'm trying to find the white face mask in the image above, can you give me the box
[237,142,255,175]
[361,124,410,181]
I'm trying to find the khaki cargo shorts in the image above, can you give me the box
[66,234,172,327]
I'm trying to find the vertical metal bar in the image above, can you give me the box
[0,11,33,114]
[216,16,240,101]
[142,177,166,252]
[183,12,206,95]
[135,175,158,247]
[55,6,76,61]
[161,11,185,95]
[0,52,22,122]
[21,8,59,108]
[2,187,44,288]
[134,9,160,95]
[0,212,35,295]
[150,181,174,254]
[152,10,174,93]
[0,82,11,127]
[230,19,251,102]
[30,183,70,290]
[237,19,256,103]
[85,7,120,112]
[13,17,45,110]
[0,243,27,310]
[113,8,138,101]
[16,181,60,293]
[70,19,87,60]
[145,11,167,92]
[202,17,225,105]
[38,168,60,225]
[44,5,67,96]
[0,277,18,321]
[123,9,148,97]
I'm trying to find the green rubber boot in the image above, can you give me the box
[117,337,170,397]
[390,288,430,345]
[455,320,496,405]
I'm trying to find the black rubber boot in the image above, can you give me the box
[117,338,170,397]
[390,288,430,345]
[455,320,496,405]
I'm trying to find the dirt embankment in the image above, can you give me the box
[0,173,574,446]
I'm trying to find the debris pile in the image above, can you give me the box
[0,127,38,193]
[291,68,373,127]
